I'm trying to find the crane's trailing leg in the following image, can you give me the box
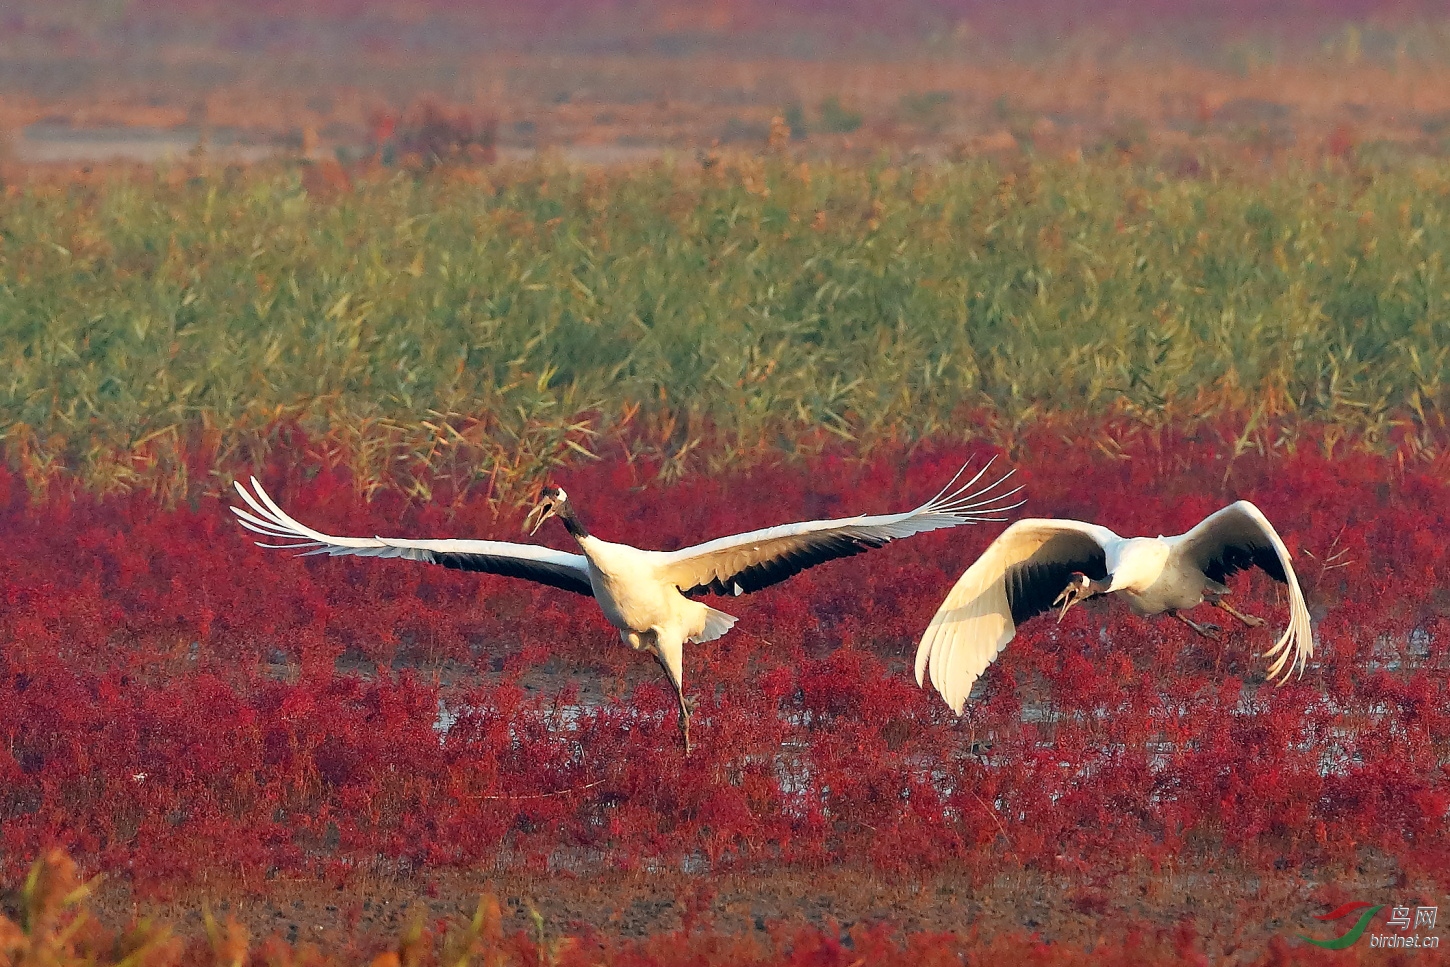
[1206,593,1266,628]
[1171,610,1220,639]
[651,635,692,755]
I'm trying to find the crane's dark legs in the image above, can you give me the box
[1172,610,1220,639]
[651,649,692,756]
[1207,596,1266,628]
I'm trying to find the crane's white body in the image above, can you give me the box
[575,534,738,694]
[916,501,1314,714]
[233,460,1023,750]
[1107,537,1185,613]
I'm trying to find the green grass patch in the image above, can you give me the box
[3,156,1450,499]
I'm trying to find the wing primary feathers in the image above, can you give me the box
[230,477,595,596]
[681,529,884,597]
[923,460,1026,522]
[914,519,1119,714]
[923,458,977,505]
[1004,549,1108,625]
[668,457,1025,599]
[1202,541,1286,586]
[431,552,594,595]
[1172,501,1314,684]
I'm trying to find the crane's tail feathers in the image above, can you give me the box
[690,608,738,645]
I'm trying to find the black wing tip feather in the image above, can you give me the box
[1194,504,1290,586]
[1006,555,1110,626]
[433,552,594,596]
[683,533,886,597]
[1004,533,1110,626]
[1203,543,1287,585]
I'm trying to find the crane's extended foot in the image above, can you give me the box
[677,694,692,756]
[1211,599,1266,628]
[1173,611,1220,639]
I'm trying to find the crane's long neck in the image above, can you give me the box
[558,500,589,541]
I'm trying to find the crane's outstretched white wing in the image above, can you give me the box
[915,519,1119,714]
[1168,500,1313,684]
[653,460,1025,597]
[231,477,595,596]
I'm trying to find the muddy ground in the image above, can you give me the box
[60,862,1412,961]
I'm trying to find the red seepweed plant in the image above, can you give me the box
[0,420,1446,896]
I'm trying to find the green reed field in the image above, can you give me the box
[4,155,1450,501]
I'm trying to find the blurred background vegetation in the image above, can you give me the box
[6,0,1450,505]
[3,154,1450,501]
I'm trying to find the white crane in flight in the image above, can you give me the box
[915,501,1313,713]
[233,460,1023,752]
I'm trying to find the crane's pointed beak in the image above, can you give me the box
[1052,573,1097,623]
[1052,587,1079,624]
[523,501,552,536]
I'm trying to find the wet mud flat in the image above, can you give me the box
[69,861,1406,959]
